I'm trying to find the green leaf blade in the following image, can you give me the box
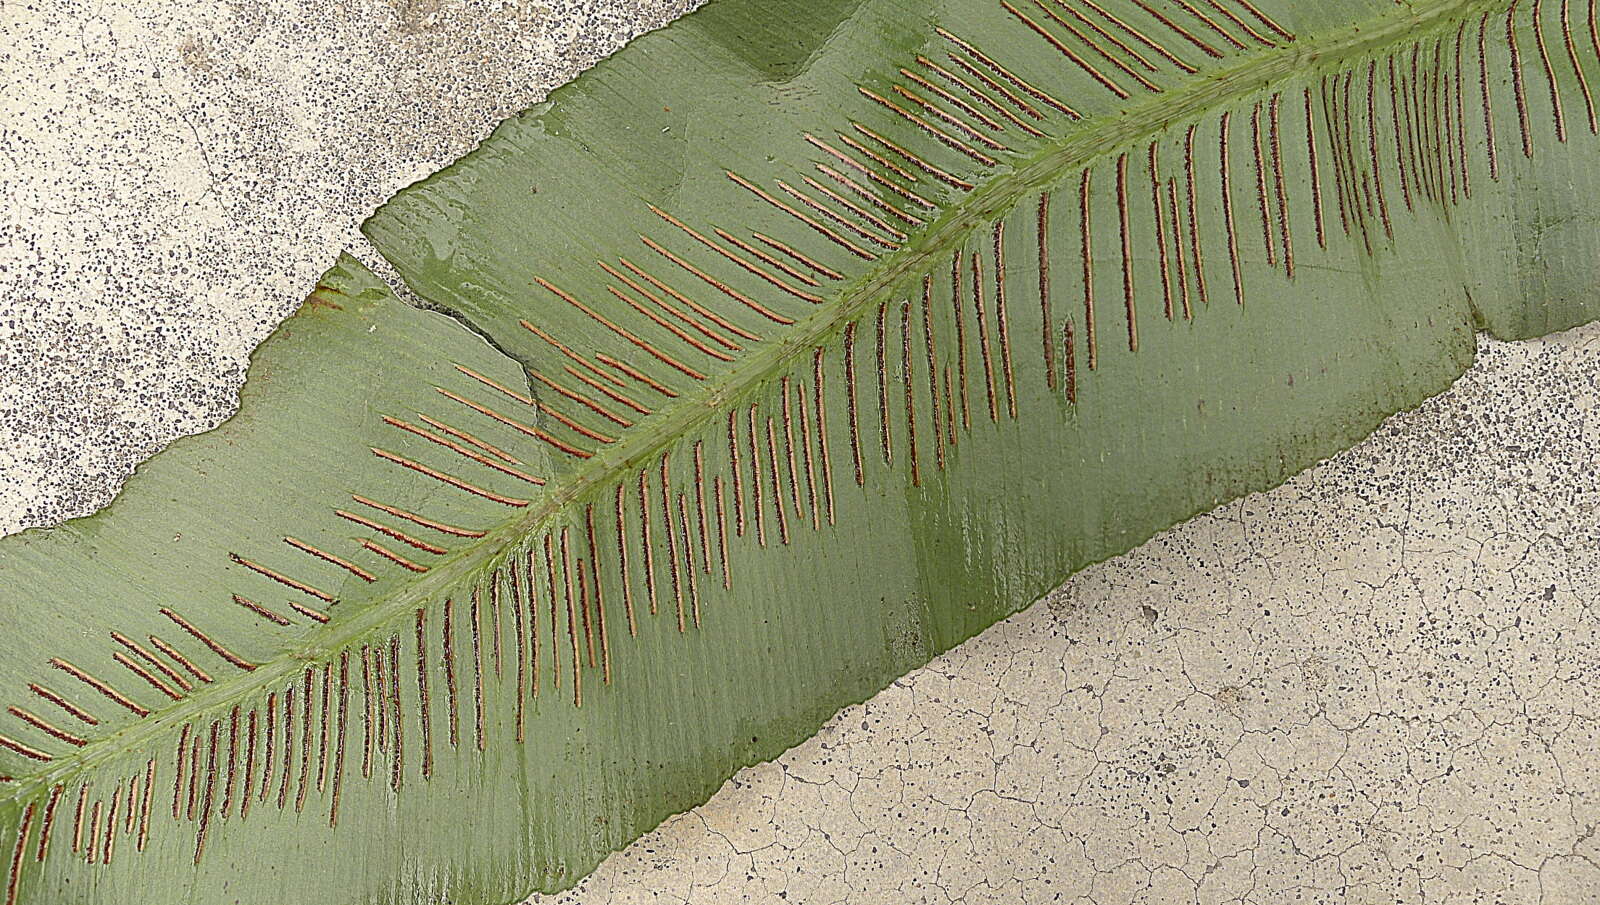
[7,0,1600,902]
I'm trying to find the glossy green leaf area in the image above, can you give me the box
[4,0,1600,903]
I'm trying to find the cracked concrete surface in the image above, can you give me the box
[533,325,1600,904]
[4,1,1600,903]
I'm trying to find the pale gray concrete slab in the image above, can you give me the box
[4,2,1599,903]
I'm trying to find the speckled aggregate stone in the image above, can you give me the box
[0,0,705,532]
[4,2,1600,904]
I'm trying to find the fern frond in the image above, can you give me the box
[3,0,1598,902]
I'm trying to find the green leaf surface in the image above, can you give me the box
[4,0,1599,902]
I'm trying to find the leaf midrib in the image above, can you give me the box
[3,0,1502,804]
